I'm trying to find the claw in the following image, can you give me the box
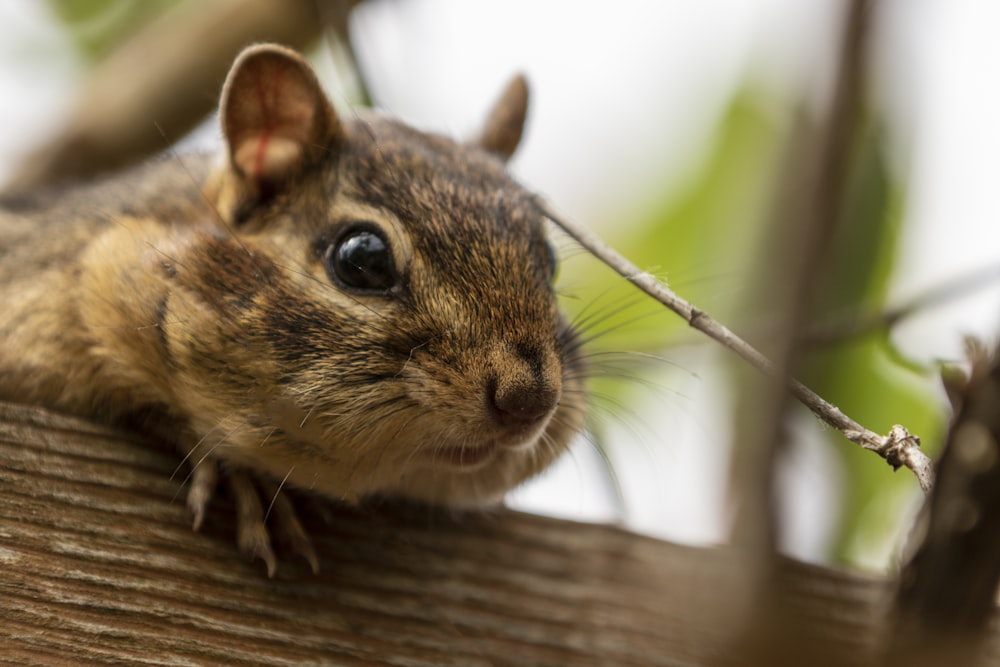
[180,457,319,576]
[186,461,218,531]
[228,470,278,577]
[266,487,320,574]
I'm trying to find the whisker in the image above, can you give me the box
[172,418,250,492]
[171,424,224,481]
[264,466,296,523]
[584,391,656,444]
[299,406,316,430]
[576,424,628,519]
[566,290,647,330]
[170,439,226,505]
[568,309,667,351]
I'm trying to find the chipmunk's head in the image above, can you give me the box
[174,44,585,506]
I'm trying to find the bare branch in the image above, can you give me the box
[541,202,935,493]
[1,399,962,665]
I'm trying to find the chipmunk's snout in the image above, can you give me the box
[489,380,558,427]
[486,342,562,433]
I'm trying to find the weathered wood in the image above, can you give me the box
[0,400,993,666]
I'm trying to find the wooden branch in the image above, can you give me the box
[0,400,993,665]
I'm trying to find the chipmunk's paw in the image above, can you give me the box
[185,460,318,577]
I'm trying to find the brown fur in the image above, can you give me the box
[0,45,586,522]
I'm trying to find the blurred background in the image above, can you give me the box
[1,0,998,571]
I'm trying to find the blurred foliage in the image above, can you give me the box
[560,82,945,566]
[557,86,786,469]
[46,0,178,60]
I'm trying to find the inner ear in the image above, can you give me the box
[220,44,342,189]
[474,74,529,161]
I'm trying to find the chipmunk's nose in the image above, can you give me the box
[487,343,560,429]
[490,381,558,427]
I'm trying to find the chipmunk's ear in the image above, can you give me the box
[220,44,341,192]
[474,74,528,161]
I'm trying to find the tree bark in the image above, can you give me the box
[0,400,995,666]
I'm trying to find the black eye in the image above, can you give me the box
[324,227,397,292]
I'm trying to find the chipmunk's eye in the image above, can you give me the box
[324,227,397,292]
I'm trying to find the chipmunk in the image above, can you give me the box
[0,44,587,576]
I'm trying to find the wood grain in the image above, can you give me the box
[0,400,993,666]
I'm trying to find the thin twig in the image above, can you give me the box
[541,202,935,493]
